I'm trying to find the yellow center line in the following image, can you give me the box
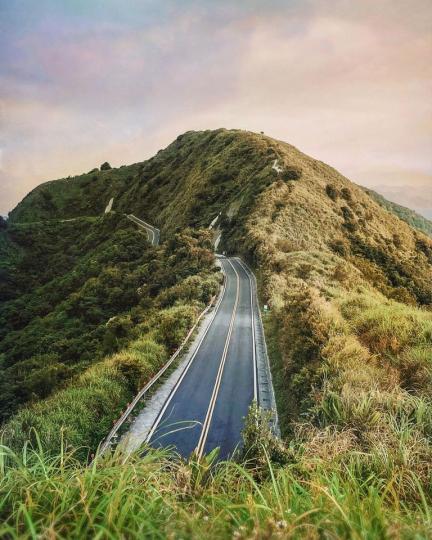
[195,258,240,459]
[144,263,228,444]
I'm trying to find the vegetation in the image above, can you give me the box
[1,128,431,537]
[2,334,165,459]
[8,163,142,223]
[264,280,432,482]
[0,216,219,443]
[0,418,430,538]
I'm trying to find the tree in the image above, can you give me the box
[100,162,112,171]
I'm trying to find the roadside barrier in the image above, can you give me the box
[98,293,218,456]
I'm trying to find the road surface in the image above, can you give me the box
[126,214,160,246]
[147,257,257,460]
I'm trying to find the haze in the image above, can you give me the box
[1,0,431,218]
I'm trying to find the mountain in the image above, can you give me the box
[1,129,432,538]
[9,129,432,304]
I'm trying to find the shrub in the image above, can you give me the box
[341,187,353,201]
[325,184,339,201]
[209,167,234,184]
[100,162,112,170]
[281,167,302,182]
[341,206,354,221]
[112,338,165,390]
[330,238,350,256]
[156,305,197,349]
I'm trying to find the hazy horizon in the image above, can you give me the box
[1,0,431,218]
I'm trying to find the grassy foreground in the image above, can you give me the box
[0,428,431,539]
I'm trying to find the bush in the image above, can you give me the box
[341,187,353,201]
[330,238,350,256]
[281,167,302,182]
[100,162,112,171]
[156,305,197,349]
[112,338,165,390]
[325,184,339,201]
[209,168,234,184]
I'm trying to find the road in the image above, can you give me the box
[146,257,257,460]
[126,214,160,246]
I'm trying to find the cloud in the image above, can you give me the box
[0,0,431,217]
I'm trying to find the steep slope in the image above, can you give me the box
[232,136,432,306]
[9,130,275,235]
[0,215,219,436]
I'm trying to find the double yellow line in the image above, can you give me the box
[194,259,240,459]
[144,261,228,445]
[145,258,253,459]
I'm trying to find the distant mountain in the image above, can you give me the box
[363,187,432,237]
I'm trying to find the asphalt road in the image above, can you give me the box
[126,214,160,245]
[147,257,257,460]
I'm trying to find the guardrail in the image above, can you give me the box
[98,294,217,456]
[235,258,280,437]
[125,214,160,246]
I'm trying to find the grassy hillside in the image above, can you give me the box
[8,164,142,223]
[9,129,432,300]
[0,216,219,451]
[2,128,431,537]
[364,187,432,237]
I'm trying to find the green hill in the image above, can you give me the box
[0,214,219,440]
[2,129,431,538]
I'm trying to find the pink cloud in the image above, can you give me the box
[1,0,431,218]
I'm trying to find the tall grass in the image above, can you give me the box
[0,439,430,539]
[261,256,432,503]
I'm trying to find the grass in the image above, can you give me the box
[258,267,432,509]
[0,431,431,539]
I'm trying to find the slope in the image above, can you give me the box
[0,214,219,434]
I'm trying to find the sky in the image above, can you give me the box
[1,0,431,218]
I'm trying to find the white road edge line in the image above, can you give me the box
[127,214,157,245]
[195,258,240,460]
[144,264,228,444]
[235,258,258,402]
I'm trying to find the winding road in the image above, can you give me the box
[146,257,258,460]
[126,214,160,246]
